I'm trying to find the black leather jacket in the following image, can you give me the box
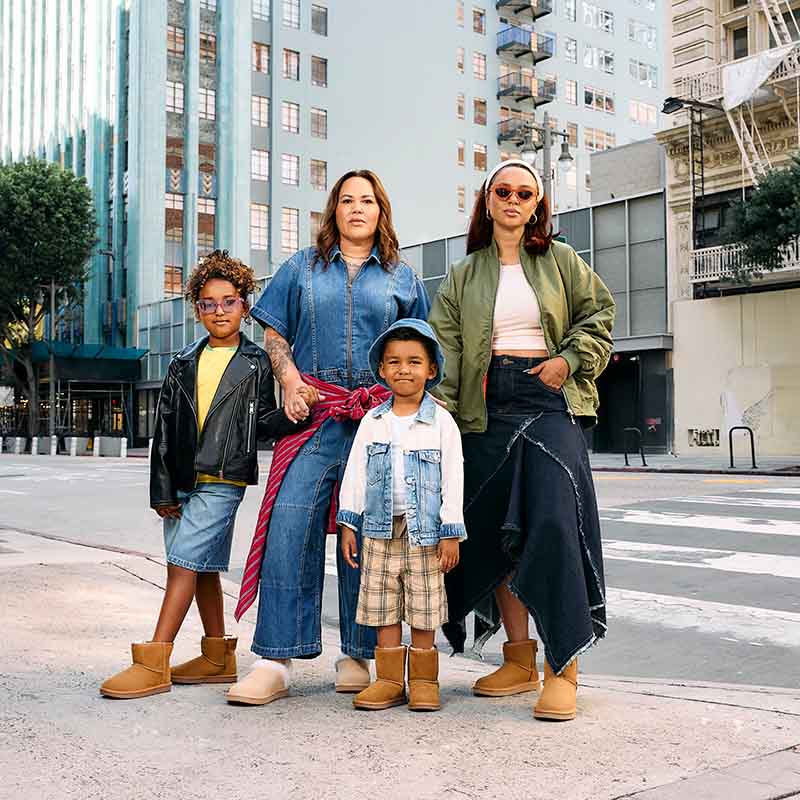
[150,333,299,508]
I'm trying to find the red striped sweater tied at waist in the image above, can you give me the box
[234,375,391,621]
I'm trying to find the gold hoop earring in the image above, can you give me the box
[528,213,538,225]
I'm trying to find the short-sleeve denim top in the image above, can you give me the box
[250,245,430,389]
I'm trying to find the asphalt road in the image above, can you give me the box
[2,455,799,689]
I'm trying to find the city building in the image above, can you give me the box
[656,0,800,456]
[0,0,667,444]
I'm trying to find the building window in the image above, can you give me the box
[282,101,300,133]
[283,0,300,28]
[473,52,487,80]
[281,207,299,252]
[252,42,270,74]
[251,203,269,250]
[473,7,486,34]
[457,92,465,119]
[165,192,184,210]
[584,85,615,113]
[583,2,614,33]
[311,56,328,87]
[310,158,327,190]
[565,36,577,63]
[457,0,465,25]
[628,19,657,48]
[310,210,323,241]
[457,139,465,165]
[457,184,466,212]
[630,0,656,9]
[474,97,487,125]
[583,126,616,151]
[584,44,615,74]
[253,0,270,21]
[282,153,300,185]
[283,49,300,80]
[165,193,184,244]
[629,99,657,125]
[167,25,185,57]
[629,58,658,87]
[199,87,216,120]
[312,4,328,35]
[252,95,271,127]
[457,46,465,73]
[310,107,327,139]
[564,0,576,21]
[565,79,578,105]
[166,81,184,114]
[198,198,216,256]
[198,197,216,214]
[164,266,183,297]
[200,32,217,63]
[473,143,487,170]
[732,25,748,60]
[251,148,270,180]
[166,137,184,169]
[201,0,217,10]
[567,122,578,147]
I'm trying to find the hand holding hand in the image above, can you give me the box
[296,384,324,409]
[284,378,311,423]
[340,526,359,569]
[437,538,460,574]
[526,356,570,391]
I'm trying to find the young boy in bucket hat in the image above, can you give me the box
[337,318,466,712]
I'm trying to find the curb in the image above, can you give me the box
[591,465,800,477]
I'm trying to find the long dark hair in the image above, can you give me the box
[313,169,400,270]
[466,169,554,256]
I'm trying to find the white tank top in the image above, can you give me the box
[492,264,547,352]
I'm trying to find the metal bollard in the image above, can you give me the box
[120,438,127,458]
[93,436,101,457]
[50,435,58,456]
[149,438,154,459]
[31,436,38,455]
[14,437,24,455]
[69,437,78,457]
[0,436,3,454]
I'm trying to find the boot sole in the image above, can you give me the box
[226,689,289,706]
[172,674,238,685]
[335,683,370,693]
[473,681,540,697]
[534,709,576,721]
[353,697,407,710]
[100,684,171,699]
[408,704,440,712]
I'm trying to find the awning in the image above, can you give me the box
[28,342,148,382]
[30,342,148,363]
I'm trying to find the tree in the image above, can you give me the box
[0,158,96,436]
[725,154,800,282]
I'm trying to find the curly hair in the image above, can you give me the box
[184,250,257,305]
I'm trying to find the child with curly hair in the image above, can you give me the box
[101,251,317,700]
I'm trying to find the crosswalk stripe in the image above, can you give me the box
[743,487,800,495]
[606,587,800,649]
[600,508,800,537]
[604,539,800,579]
[666,494,800,510]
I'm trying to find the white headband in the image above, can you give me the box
[484,158,544,201]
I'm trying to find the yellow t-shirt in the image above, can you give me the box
[196,344,247,486]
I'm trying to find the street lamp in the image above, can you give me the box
[517,110,574,205]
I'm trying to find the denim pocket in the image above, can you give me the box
[366,442,390,485]
[417,449,442,491]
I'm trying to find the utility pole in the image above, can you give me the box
[48,281,57,438]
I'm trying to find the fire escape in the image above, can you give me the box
[495,1,555,147]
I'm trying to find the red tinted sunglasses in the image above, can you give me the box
[492,186,537,202]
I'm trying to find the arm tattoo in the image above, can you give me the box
[264,328,297,385]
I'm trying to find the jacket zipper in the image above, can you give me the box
[524,270,577,425]
[345,263,364,388]
[219,386,242,479]
[246,399,255,454]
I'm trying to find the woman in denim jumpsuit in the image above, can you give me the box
[228,170,429,704]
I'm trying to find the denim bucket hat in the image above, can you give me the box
[368,318,445,392]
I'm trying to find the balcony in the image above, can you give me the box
[496,26,554,63]
[496,0,553,20]
[675,43,800,104]
[691,237,800,282]
[532,76,557,106]
[497,117,529,143]
[497,71,534,101]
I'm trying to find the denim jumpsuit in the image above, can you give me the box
[248,245,430,659]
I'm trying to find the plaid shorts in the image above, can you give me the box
[356,516,448,631]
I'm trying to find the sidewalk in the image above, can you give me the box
[590,451,800,476]
[2,530,799,800]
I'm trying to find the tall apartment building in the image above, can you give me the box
[0,0,666,443]
[657,0,800,455]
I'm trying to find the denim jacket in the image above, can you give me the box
[337,394,467,546]
[250,245,430,389]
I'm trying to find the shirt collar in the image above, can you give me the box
[330,243,381,266]
[372,393,436,425]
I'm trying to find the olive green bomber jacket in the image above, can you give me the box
[428,239,616,431]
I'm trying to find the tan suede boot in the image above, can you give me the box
[334,655,371,693]
[408,647,440,712]
[534,658,578,721]
[472,639,540,697]
[353,646,407,710]
[171,636,237,684]
[100,642,173,699]
[227,659,291,705]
